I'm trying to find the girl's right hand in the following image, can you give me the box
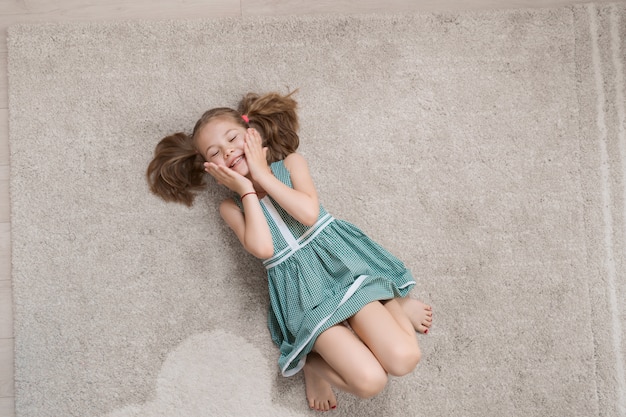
[204,162,254,195]
[243,128,271,182]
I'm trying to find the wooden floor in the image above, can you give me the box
[0,0,623,415]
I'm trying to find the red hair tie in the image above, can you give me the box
[242,114,249,123]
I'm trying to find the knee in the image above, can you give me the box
[385,344,421,377]
[350,367,389,399]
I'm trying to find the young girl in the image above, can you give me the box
[146,91,433,412]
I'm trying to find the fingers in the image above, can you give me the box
[204,161,254,195]
[243,129,271,180]
[204,162,235,185]
[244,129,263,155]
[251,130,269,158]
[204,161,220,175]
[204,162,225,182]
[246,127,262,142]
[203,161,214,175]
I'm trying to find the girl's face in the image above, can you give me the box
[196,117,249,176]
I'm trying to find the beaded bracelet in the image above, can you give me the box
[240,192,258,200]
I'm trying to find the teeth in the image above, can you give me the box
[230,156,243,168]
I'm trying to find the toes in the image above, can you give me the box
[308,398,325,411]
[418,320,432,333]
[309,399,329,412]
[416,323,429,334]
[317,400,330,412]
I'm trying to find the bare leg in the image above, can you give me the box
[305,323,389,410]
[303,299,430,409]
[396,297,433,334]
[348,301,421,376]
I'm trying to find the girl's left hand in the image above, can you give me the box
[204,161,253,195]
[244,128,272,182]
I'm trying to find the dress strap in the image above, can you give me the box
[260,196,299,252]
[260,196,334,269]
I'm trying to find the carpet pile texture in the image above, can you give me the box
[8,3,626,416]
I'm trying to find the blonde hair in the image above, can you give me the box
[146,91,299,206]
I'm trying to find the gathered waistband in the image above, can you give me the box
[262,213,335,269]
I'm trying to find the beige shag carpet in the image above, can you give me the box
[8,3,626,416]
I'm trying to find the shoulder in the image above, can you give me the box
[283,152,310,172]
[282,153,318,199]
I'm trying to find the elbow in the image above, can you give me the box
[255,246,275,260]
[300,206,320,227]
[301,216,318,227]
[246,241,274,260]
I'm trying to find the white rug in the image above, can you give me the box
[8,3,626,416]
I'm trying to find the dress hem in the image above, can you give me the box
[280,274,370,376]
[280,277,417,376]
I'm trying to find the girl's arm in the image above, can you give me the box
[205,151,274,259]
[255,152,320,226]
[243,129,319,226]
[219,197,274,259]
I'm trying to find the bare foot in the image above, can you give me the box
[397,298,433,334]
[303,362,337,412]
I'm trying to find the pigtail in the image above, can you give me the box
[146,132,206,206]
[238,91,300,163]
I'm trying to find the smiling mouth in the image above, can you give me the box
[230,156,244,168]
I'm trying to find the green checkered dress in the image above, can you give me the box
[239,160,416,376]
